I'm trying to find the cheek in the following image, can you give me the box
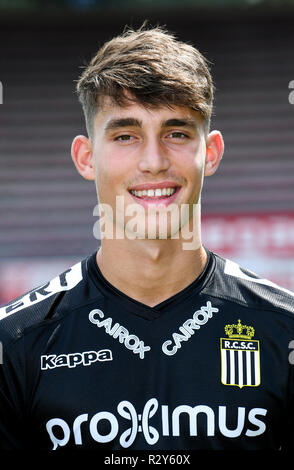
[96,150,117,182]
[95,151,129,202]
[191,141,206,176]
[177,145,205,202]
[176,146,205,181]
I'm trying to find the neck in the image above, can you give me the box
[96,217,207,307]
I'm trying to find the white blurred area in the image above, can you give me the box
[202,213,294,291]
[0,258,79,306]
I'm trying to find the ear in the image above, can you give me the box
[204,130,224,177]
[71,135,95,181]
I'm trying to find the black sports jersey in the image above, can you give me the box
[0,249,294,451]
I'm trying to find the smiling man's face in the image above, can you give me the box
[72,96,223,241]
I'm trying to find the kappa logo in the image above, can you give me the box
[220,319,260,388]
[41,349,113,370]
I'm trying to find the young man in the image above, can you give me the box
[0,25,294,451]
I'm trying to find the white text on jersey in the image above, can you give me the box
[162,301,219,356]
[0,262,83,319]
[41,349,113,369]
[46,398,267,450]
[89,309,151,359]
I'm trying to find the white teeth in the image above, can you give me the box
[131,187,177,198]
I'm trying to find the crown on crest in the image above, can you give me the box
[224,319,255,340]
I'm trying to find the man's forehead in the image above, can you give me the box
[95,97,202,127]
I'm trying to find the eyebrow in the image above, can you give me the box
[104,117,199,131]
[104,118,142,131]
[163,118,198,130]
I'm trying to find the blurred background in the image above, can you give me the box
[0,0,294,305]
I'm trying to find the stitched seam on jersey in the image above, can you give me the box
[202,290,294,321]
[0,293,106,350]
[2,335,27,413]
[23,333,29,419]
[284,352,294,448]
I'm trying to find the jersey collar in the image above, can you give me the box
[86,247,215,320]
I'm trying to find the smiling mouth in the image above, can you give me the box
[129,187,180,199]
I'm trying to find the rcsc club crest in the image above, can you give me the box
[220,319,260,388]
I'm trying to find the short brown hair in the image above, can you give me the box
[76,24,214,139]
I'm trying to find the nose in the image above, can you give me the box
[138,137,170,175]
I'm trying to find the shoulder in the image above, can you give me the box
[207,251,294,316]
[0,256,88,345]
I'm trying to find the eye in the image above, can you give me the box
[166,131,189,139]
[114,134,134,142]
